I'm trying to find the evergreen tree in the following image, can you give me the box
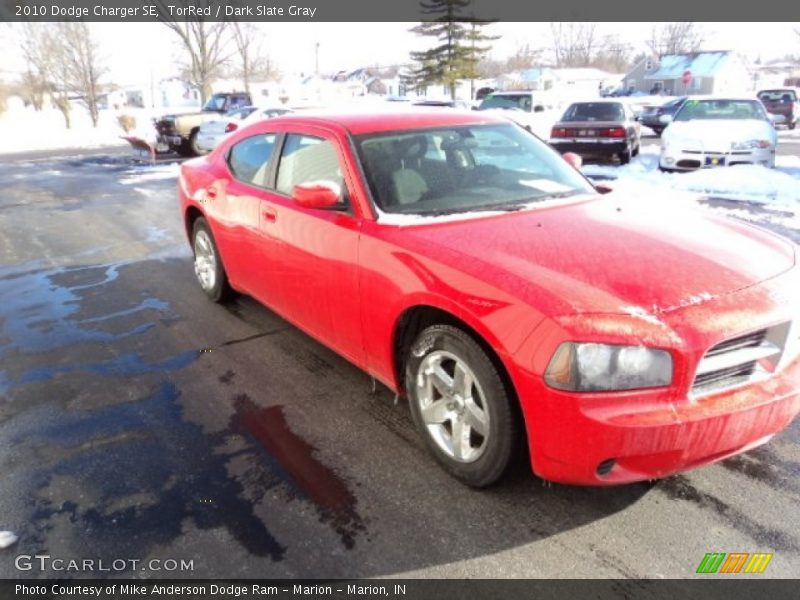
[406,0,495,99]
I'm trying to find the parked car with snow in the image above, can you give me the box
[179,109,800,487]
[757,88,799,130]
[475,90,558,137]
[659,97,780,172]
[412,99,471,109]
[196,106,293,153]
[550,100,641,164]
[639,96,688,135]
[155,92,252,156]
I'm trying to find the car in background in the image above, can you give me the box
[179,109,800,488]
[155,91,253,156]
[196,106,293,153]
[550,100,641,164]
[476,90,559,137]
[659,97,779,171]
[412,99,471,109]
[757,88,799,130]
[639,96,688,135]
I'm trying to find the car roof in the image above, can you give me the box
[262,109,505,135]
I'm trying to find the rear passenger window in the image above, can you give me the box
[276,134,345,201]
[227,134,277,188]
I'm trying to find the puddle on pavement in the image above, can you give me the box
[231,394,366,549]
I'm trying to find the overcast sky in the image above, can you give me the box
[2,22,798,86]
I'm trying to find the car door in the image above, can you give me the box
[212,132,281,298]
[253,126,364,364]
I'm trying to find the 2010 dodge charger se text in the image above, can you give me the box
[178,110,800,487]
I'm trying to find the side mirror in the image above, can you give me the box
[562,152,583,170]
[292,181,341,209]
[658,114,673,125]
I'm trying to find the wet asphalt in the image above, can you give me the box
[0,147,798,579]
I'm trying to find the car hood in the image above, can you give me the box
[664,119,775,146]
[395,194,795,317]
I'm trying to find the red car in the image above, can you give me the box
[179,110,800,487]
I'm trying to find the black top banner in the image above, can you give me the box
[0,0,798,22]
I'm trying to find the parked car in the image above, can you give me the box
[179,110,799,488]
[639,96,688,135]
[196,106,294,153]
[659,97,780,171]
[155,91,252,156]
[757,88,799,130]
[195,106,259,154]
[412,99,471,109]
[550,100,641,164]
[476,91,558,137]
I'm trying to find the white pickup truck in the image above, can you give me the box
[475,91,561,139]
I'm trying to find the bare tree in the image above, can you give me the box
[20,24,72,128]
[647,23,704,57]
[231,22,279,94]
[550,23,598,67]
[155,1,233,104]
[56,23,104,127]
[592,36,634,73]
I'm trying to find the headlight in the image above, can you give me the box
[731,139,771,150]
[544,342,673,392]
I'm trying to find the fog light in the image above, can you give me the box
[596,458,616,476]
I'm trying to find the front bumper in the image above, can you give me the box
[513,272,800,485]
[660,145,775,171]
[525,360,799,485]
[550,139,628,158]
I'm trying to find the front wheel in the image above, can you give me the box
[405,325,520,487]
[192,217,231,302]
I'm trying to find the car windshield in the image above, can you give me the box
[478,95,532,111]
[203,94,228,111]
[758,90,797,102]
[354,123,594,216]
[674,99,767,121]
[561,102,625,122]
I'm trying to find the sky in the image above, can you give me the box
[1,22,798,87]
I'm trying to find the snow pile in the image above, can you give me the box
[0,531,18,548]
[0,103,160,155]
[582,147,800,213]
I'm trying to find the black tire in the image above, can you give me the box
[405,324,520,487]
[789,120,796,130]
[631,141,640,157]
[618,147,631,165]
[652,128,663,136]
[191,217,231,303]
[188,129,205,156]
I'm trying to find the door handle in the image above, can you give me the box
[262,207,277,223]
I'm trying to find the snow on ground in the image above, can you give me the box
[0,103,164,155]
[0,531,18,548]
[582,146,800,223]
[119,162,181,185]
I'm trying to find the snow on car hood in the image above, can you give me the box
[663,119,775,148]
[392,194,795,317]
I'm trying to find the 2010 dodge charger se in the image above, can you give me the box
[178,110,800,487]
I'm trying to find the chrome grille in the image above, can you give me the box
[692,324,791,396]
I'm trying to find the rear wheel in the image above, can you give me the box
[618,147,632,165]
[631,141,640,157]
[405,325,520,487]
[192,217,231,303]
[188,129,205,155]
[790,120,797,130]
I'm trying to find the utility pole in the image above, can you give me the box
[315,42,320,75]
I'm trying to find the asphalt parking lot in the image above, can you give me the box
[0,147,798,579]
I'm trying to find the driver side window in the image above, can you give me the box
[276,134,346,202]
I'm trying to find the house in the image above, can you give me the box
[495,68,557,92]
[551,68,621,97]
[623,51,750,96]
